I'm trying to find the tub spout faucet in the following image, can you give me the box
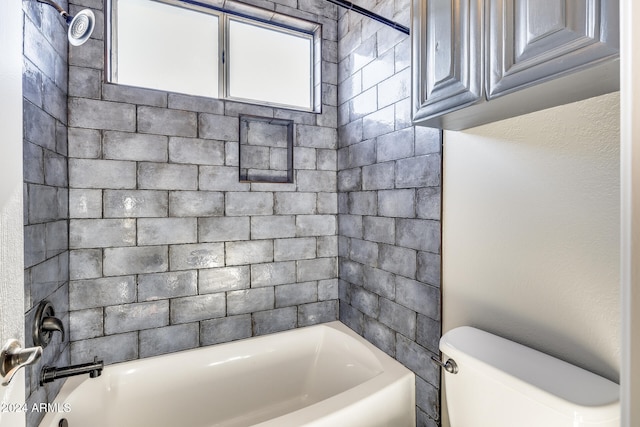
[40,357,103,386]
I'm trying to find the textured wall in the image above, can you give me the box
[66,0,340,365]
[335,2,443,425]
[22,0,71,425]
[442,92,620,384]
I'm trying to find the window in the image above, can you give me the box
[108,0,320,111]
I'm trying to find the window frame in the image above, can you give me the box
[106,0,321,112]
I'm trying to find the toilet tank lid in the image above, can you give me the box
[440,326,619,407]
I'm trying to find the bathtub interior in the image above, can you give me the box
[40,322,411,427]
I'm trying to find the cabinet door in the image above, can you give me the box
[487,0,619,98]
[411,0,483,125]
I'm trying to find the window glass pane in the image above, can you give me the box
[116,0,219,98]
[228,19,312,109]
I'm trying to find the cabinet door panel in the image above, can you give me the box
[488,0,619,98]
[412,0,483,124]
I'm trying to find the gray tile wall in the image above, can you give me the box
[335,2,442,426]
[22,1,70,426]
[66,0,339,365]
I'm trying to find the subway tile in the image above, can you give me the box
[317,192,338,214]
[226,240,273,266]
[338,214,362,239]
[274,192,316,214]
[199,113,239,141]
[69,308,103,341]
[138,163,198,190]
[199,266,250,294]
[138,218,197,245]
[416,314,440,355]
[296,125,337,149]
[396,219,440,253]
[298,300,338,326]
[68,127,101,159]
[362,105,395,140]
[139,323,198,358]
[363,216,395,244]
[362,163,394,191]
[138,106,197,137]
[23,101,55,151]
[44,151,67,187]
[169,137,225,165]
[416,375,441,422]
[168,93,224,114]
[415,126,442,155]
[23,141,44,185]
[417,252,441,288]
[200,314,251,345]
[104,190,168,218]
[377,127,414,162]
[199,216,250,242]
[337,168,361,192]
[349,191,377,215]
[378,189,416,218]
[69,159,137,189]
[251,261,296,287]
[396,334,439,388]
[69,219,136,249]
[169,243,225,270]
[169,191,224,217]
[69,276,136,310]
[377,67,410,108]
[297,257,337,281]
[227,287,274,315]
[296,170,336,192]
[275,281,317,307]
[318,278,339,300]
[69,189,102,219]
[379,244,416,279]
[69,98,135,132]
[69,249,102,280]
[251,216,296,239]
[171,293,226,324]
[252,307,297,335]
[416,187,441,221]
[138,270,197,301]
[104,300,169,334]
[379,297,416,339]
[199,166,250,191]
[349,238,378,267]
[103,131,168,162]
[317,235,338,257]
[296,215,337,236]
[362,265,396,300]
[103,84,167,108]
[225,192,274,216]
[70,333,138,365]
[396,277,440,320]
[363,317,395,356]
[395,155,441,188]
[24,224,46,268]
[274,237,316,261]
[103,246,168,276]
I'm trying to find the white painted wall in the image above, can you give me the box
[442,92,621,385]
[0,1,26,426]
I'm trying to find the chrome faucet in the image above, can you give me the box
[40,357,103,385]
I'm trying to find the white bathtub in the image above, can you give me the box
[40,321,415,427]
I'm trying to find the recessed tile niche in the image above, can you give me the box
[239,115,294,183]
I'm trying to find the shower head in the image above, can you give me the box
[36,0,95,46]
[67,9,95,46]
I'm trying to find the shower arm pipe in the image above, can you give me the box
[324,0,410,35]
[36,0,72,22]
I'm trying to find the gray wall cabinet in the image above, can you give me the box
[412,0,619,130]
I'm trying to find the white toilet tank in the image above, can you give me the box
[440,326,620,427]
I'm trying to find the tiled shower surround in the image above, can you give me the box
[22,0,71,424]
[336,3,442,426]
[23,0,441,425]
